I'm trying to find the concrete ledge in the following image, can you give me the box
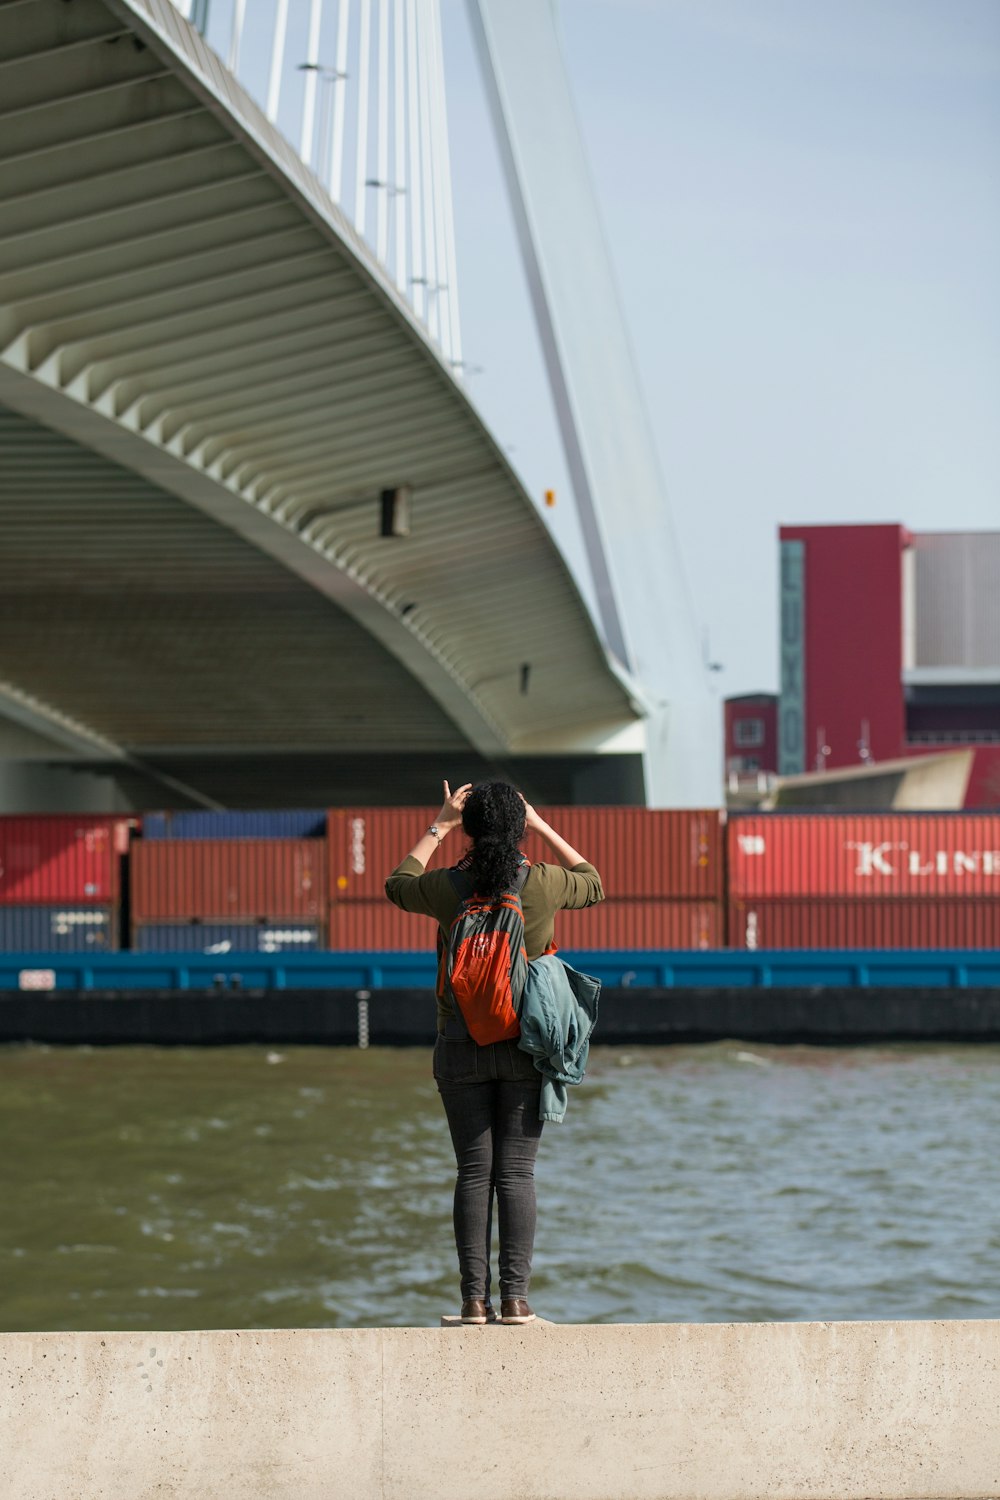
[3,1321,999,1499]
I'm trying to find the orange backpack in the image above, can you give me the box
[441,864,530,1044]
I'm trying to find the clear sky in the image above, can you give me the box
[440,0,1000,697]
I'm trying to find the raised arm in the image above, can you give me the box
[385,780,472,912]
[522,799,589,869]
[404,780,472,866]
[522,798,604,907]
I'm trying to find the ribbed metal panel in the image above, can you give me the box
[331,896,722,951]
[131,840,326,920]
[521,808,724,900]
[329,807,440,900]
[131,921,322,952]
[555,900,723,951]
[729,813,1000,899]
[728,898,1000,950]
[142,811,327,839]
[913,532,1000,668]
[339,805,725,903]
[0,408,467,755]
[328,901,439,952]
[0,816,131,904]
[0,905,117,951]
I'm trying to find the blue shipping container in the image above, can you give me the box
[141,810,327,840]
[0,905,117,952]
[131,922,323,954]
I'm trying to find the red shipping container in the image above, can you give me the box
[556,900,724,951]
[331,805,724,902]
[330,898,722,952]
[132,840,326,921]
[727,898,1000,950]
[728,813,1000,900]
[522,807,723,901]
[328,807,441,901]
[0,815,132,904]
[328,901,440,952]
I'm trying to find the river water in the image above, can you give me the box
[2,1042,998,1331]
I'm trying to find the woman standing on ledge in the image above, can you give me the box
[385,781,604,1325]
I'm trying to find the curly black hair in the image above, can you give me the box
[461,781,526,898]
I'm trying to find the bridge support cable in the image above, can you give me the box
[375,0,390,266]
[434,8,458,359]
[227,0,246,74]
[392,0,407,296]
[266,0,289,123]
[416,4,438,346]
[300,0,324,167]
[431,1,462,372]
[405,0,425,323]
[330,0,351,202]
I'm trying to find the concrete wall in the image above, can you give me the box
[2,1320,998,1499]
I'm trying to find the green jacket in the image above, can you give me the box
[384,856,604,1031]
[518,955,601,1122]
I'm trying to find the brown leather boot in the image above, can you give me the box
[460,1298,488,1324]
[500,1298,536,1324]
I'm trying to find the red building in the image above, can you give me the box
[778,524,1000,808]
[724,693,778,778]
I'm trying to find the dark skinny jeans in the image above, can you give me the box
[433,1030,544,1303]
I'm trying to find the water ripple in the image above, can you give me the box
[1,1041,999,1330]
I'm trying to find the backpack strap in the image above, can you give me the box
[446,868,474,900]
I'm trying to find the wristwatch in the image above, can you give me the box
[427,824,443,843]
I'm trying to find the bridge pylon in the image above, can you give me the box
[469,0,720,807]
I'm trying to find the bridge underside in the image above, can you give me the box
[0,0,644,808]
[0,404,643,809]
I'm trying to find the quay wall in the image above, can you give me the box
[2,1320,998,1499]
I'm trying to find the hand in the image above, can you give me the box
[520,794,545,834]
[436,780,472,831]
[520,795,585,868]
